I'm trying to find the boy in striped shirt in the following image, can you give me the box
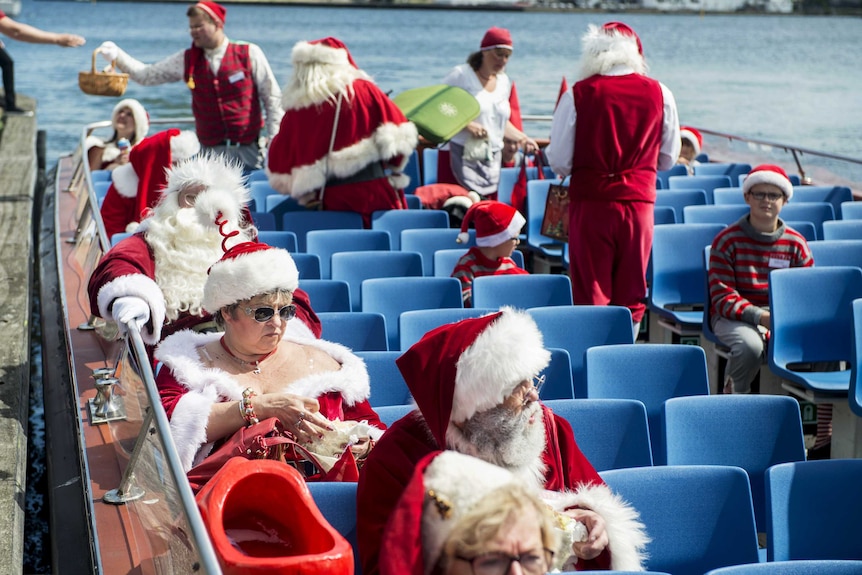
[708,164,813,394]
[452,200,528,307]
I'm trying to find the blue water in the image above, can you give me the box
[7,1,862,166]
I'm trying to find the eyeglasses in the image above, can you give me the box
[521,375,545,406]
[243,304,296,323]
[457,548,553,575]
[748,191,784,202]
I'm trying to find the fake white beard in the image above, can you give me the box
[451,402,547,485]
[148,208,234,321]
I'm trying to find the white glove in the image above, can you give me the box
[111,296,150,334]
[98,41,119,62]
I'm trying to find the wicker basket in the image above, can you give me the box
[79,50,129,97]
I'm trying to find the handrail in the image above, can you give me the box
[124,323,222,574]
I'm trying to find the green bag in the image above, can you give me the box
[393,84,480,145]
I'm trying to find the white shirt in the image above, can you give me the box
[545,65,680,177]
[443,63,511,152]
[115,37,283,138]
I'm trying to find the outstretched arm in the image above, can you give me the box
[0,17,84,46]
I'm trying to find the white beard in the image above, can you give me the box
[447,402,547,487]
[147,208,241,321]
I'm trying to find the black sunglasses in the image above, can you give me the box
[243,304,296,323]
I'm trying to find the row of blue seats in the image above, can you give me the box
[307,458,862,575]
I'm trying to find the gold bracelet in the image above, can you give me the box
[239,387,259,426]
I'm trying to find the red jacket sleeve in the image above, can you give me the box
[87,233,156,318]
[99,184,138,239]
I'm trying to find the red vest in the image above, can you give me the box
[183,42,262,146]
[570,74,664,202]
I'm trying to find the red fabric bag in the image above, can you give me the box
[510,150,546,215]
[186,417,360,492]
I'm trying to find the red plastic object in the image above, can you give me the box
[196,457,354,574]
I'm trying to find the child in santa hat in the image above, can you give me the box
[452,200,527,307]
[708,164,813,395]
[677,125,703,174]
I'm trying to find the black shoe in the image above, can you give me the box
[4,106,34,116]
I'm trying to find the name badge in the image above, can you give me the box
[228,71,245,84]
[769,254,791,269]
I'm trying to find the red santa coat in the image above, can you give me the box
[267,39,418,227]
[154,329,384,471]
[87,233,321,347]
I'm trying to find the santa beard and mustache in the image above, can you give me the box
[448,400,547,486]
[147,202,252,321]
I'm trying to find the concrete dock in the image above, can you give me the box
[0,95,37,575]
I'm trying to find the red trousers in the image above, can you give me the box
[567,199,653,323]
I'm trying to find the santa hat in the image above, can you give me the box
[112,98,149,145]
[112,129,200,201]
[196,1,226,25]
[203,241,299,313]
[602,21,642,55]
[743,164,793,200]
[480,27,513,51]
[396,307,550,447]
[292,36,358,70]
[381,451,531,575]
[679,126,703,156]
[457,200,525,247]
[579,22,645,78]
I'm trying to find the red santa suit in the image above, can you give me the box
[546,22,680,324]
[357,308,647,574]
[267,37,418,227]
[100,129,200,239]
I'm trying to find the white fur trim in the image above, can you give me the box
[113,98,149,145]
[452,307,550,423]
[421,452,522,573]
[125,221,141,233]
[743,170,793,200]
[165,153,250,214]
[268,121,418,200]
[203,248,299,313]
[679,129,701,156]
[389,172,410,191]
[84,135,105,153]
[476,211,526,248]
[546,483,649,571]
[170,130,201,161]
[154,329,372,471]
[111,163,138,198]
[579,24,646,79]
[96,273,166,345]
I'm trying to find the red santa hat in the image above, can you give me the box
[743,164,794,200]
[110,129,200,226]
[292,36,359,70]
[195,1,226,25]
[679,126,703,156]
[112,98,149,145]
[457,200,525,247]
[480,27,513,51]
[396,307,550,447]
[602,21,642,55]
[203,241,299,313]
[380,450,532,575]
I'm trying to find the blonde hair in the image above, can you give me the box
[435,483,558,573]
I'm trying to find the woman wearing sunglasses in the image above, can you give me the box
[153,240,385,476]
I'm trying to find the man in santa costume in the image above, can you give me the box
[546,22,680,337]
[356,308,648,574]
[96,1,282,173]
[266,37,418,227]
[100,128,200,239]
[88,153,321,351]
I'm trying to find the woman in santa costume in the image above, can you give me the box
[99,128,200,239]
[155,240,384,475]
[545,22,680,337]
[357,307,647,574]
[266,37,418,227]
[85,98,149,171]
